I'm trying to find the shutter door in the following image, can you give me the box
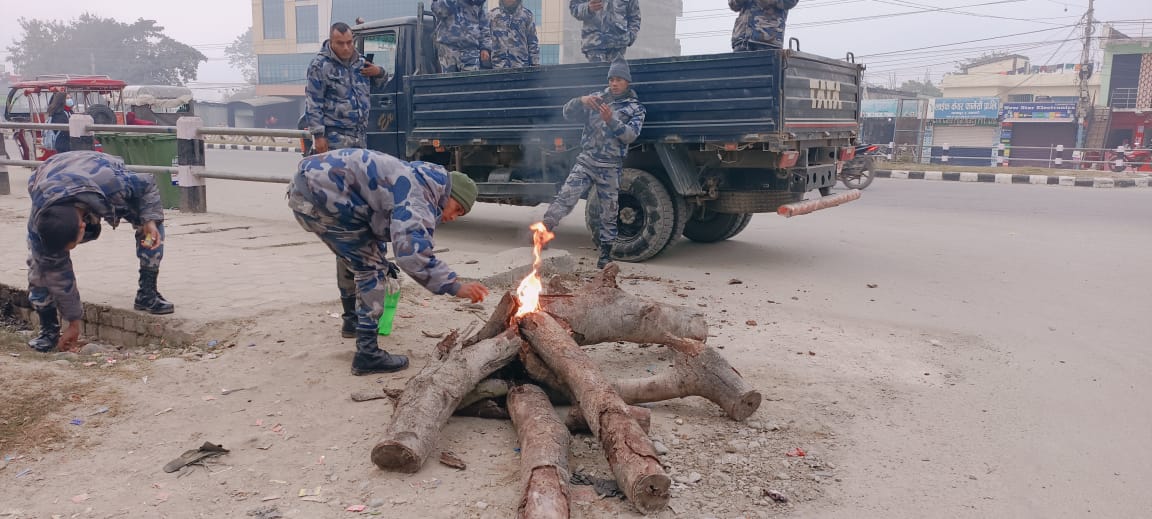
[931,125,998,166]
[1008,122,1076,169]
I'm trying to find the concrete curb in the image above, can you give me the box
[206,143,302,154]
[876,170,1152,188]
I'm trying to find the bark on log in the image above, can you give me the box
[519,312,670,515]
[539,264,707,345]
[464,291,517,347]
[565,405,651,435]
[520,345,573,403]
[612,337,762,421]
[508,385,571,519]
[371,329,524,472]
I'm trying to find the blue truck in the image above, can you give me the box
[311,4,863,262]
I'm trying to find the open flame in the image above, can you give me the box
[515,222,555,317]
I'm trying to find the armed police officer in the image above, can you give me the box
[25,151,173,352]
[490,0,541,69]
[570,0,641,63]
[730,0,798,51]
[541,58,645,269]
[306,22,388,339]
[288,149,490,376]
[432,0,494,72]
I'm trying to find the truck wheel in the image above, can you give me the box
[683,211,752,243]
[585,168,679,262]
[87,104,117,125]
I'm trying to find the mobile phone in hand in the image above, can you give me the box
[365,53,375,65]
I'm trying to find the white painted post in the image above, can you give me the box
[176,117,207,213]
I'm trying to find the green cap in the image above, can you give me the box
[449,171,477,214]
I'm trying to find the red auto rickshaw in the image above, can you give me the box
[2,75,126,160]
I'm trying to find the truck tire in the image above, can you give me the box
[585,168,679,263]
[683,212,752,243]
[86,104,117,125]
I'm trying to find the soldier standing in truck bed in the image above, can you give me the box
[730,0,799,51]
[432,0,494,71]
[570,0,641,63]
[490,0,541,69]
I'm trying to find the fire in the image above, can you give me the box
[515,222,555,317]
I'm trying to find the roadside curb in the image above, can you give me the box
[206,143,301,154]
[876,170,1152,188]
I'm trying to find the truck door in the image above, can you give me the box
[361,31,402,157]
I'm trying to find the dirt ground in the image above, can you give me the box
[0,268,958,519]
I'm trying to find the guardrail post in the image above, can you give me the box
[176,117,207,213]
[0,131,10,195]
[69,114,95,151]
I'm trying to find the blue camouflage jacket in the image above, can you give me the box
[27,151,164,321]
[730,0,798,49]
[304,41,387,136]
[432,0,495,53]
[490,1,540,68]
[570,0,641,53]
[288,149,463,296]
[563,88,646,167]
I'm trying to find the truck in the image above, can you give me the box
[311,4,863,262]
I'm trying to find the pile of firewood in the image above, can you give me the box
[371,264,761,516]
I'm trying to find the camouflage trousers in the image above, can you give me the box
[289,183,395,335]
[733,39,783,51]
[323,127,366,150]
[583,48,626,63]
[437,44,483,72]
[542,161,620,246]
[27,223,166,312]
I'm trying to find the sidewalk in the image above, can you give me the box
[0,166,571,348]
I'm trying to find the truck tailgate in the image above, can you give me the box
[780,51,862,142]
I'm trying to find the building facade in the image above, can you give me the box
[251,0,683,99]
[940,54,1100,105]
[1097,26,1152,149]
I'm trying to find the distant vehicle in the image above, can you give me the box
[839,144,881,190]
[2,74,126,160]
[122,85,194,125]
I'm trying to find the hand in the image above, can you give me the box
[590,0,604,12]
[360,63,384,78]
[57,321,83,352]
[598,103,613,123]
[141,221,162,250]
[581,95,601,109]
[480,50,491,63]
[456,282,489,303]
[314,136,330,154]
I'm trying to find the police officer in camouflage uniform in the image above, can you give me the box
[542,58,645,269]
[432,0,494,72]
[288,149,489,375]
[305,22,387,152]
[729,0,798,51]
[570,0,641,63]
[490,0,541,69]
[25,151,173,352]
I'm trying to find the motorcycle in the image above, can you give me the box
[838,144,882,190]
[1105,148,1152,173]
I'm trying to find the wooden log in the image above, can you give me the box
[463,291,517,347]
[539,264,707,345]
[371,329,524,473]
[565,405,651,435]
[612,337,762,421]
[508,385,571,519]
[519,312,671,515]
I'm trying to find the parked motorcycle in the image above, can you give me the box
[1105,148,1152,173]
[839,144,882,190]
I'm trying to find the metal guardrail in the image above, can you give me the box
[875,141,1152,171]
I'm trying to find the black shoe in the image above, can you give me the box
[340,296,357,339]
[350,331,409,376]
[28,306,60,353]
[596,243,614,269]
[134,267,175,315]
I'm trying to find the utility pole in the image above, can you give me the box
[1074,0,1095,152]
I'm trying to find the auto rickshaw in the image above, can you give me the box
[2,75,126,160]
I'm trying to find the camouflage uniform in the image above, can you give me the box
[432,0,495,72]
[570,0,641,63]
[729,0,798,51]
[287,149,464,338]
[543,89,646,246]
[490,0,541,69]
[26,151,165,322]
[304,39,387,149]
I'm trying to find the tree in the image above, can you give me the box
[6,14,206,85]
[226,27,257,84]
[899,79,942,97]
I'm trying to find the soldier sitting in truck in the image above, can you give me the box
[541,58,646,269]
[432,0,494,71]
[730,0,798,51]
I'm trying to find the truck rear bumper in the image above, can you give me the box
[789,164,839,193]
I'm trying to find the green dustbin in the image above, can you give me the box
[96,133,180,209]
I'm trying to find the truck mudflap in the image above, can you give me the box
[777,189,861,218]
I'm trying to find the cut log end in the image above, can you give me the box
[370,441,421,473]
[630,474,672,515]
[727,390,763,422]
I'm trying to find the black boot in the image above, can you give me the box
[134,267,175,315]
[340,296,357,339]
[351,330,409,376]
[28,306,61,353]
[597,243,614,269]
